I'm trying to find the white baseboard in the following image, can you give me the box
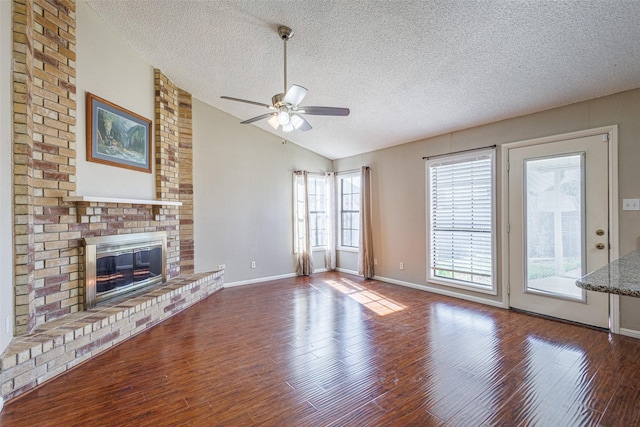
[336,268,359,275]
[374,275,507,309]
[224,272,297,288]
[0,395,4,413]
[314,268,328,273]
[619,327,640,339]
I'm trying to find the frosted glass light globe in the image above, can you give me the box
[277,111,290,125]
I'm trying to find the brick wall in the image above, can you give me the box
[178,90,194,274]
[11,0,194,335]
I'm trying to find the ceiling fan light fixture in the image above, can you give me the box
[282,123,295,133]
[221,25,350,133]
[268,115,280,130]
[277,111,290,125]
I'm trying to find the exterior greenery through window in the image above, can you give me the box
[307,175,326,248]
[426,149,496,293]
[339,174,360,248]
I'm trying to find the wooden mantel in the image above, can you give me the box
[63,195,183,206]
[62,196,182,220]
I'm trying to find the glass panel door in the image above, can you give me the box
[507,133,609,329]
[524,154,584,300]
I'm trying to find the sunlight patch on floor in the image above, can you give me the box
[324,278,406,316]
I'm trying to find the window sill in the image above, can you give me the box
[427,277,497,296]
[338,247,359,253]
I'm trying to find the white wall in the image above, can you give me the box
[0,0,15,354]
[193,99,332,283]
[334,88,640,327]
[75,2,155,199]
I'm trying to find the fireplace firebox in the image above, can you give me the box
[84,232,167,308]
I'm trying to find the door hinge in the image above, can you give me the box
[507,223,510,233]
[506,161,510,171]
[602,133,610,143]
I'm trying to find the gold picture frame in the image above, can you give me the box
[86,92,152,173]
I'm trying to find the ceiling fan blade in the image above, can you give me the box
[221,96,275,109]
[296,106,350,116]
[282,84,308,107]
[290,114,312,132]
[240,113,275,124]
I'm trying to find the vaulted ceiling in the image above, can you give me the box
[87,0,640,159]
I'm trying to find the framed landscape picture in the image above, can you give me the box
[86,92,152,173]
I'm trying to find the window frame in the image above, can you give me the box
[307,174,327,250]
[338,172,361,252]
[425,149,497,294]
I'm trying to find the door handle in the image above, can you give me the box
[596,243,606,250]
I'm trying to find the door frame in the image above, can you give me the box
[501,125,619,332]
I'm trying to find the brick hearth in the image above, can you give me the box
[1,270,224,402]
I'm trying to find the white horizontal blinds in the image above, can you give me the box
[293,173,306,254]
[340,175,361,248]
[307,175,327,247]
[428,150,494,290]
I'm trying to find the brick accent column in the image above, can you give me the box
[13,0,37,334]
[154,70,180,278]
[178,90,194,274]
[12,0,77,334]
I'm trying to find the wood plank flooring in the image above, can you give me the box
[2,272,640,426]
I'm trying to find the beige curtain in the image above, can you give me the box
[358,166,374,278]
[294,171,314,275]
[324,172,337,270]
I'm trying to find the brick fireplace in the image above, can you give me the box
[1,0,216,404]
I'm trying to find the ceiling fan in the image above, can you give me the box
[221,25,350,133]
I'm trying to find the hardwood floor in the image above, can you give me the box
[2,271,640,426]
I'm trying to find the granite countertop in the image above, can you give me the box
[576,250,640,297]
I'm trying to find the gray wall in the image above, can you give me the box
[0,0,14,352]
[334,88,640,328]
[192,99,332,283]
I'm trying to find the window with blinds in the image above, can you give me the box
[308,175,327,248]
[339,173,361,249]
[426,149,496,294]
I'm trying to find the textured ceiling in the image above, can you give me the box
[86,1,640,160]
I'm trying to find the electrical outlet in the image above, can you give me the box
[251,261,256,269]
[399,262,404,270]
[623,198,640,211]
[218,264,226,270]
[374,258,378,265]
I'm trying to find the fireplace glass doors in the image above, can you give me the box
[84,232,167,308]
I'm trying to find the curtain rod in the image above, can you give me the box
[337,166,371,175]
[294,168,372,175]
[293,170,333,175]
[422,145,496,160]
